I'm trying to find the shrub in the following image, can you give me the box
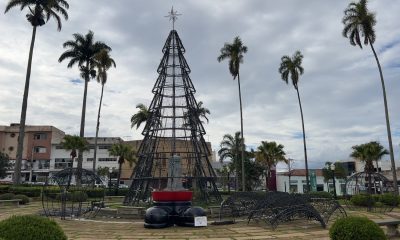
[329,216,386,240]
[0,185,10,194]
[0,193,15,200]
[307,191,333,199]
[379,193,399,206]
[86,188,105,198]
[350,194,375,207]
[8,186,41,197]
[13,194,29,205]
[0,215,67,240]
[70,191,88,202]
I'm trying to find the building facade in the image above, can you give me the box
[276,169,346,196]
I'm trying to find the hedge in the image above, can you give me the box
[0,215,67,240]
[329,216,386,240]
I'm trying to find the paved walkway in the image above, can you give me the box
[1,202,400,240]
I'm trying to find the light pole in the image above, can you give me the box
[29,146,34,183]
[108,168,112,194]
[331,163,337,199]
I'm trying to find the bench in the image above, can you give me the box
[116,206,145,217]
[208,205,232,219]
[0,199,22,207]
[375,219,400,237]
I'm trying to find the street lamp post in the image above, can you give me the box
[108,168,112,194]
[331,163,337,199]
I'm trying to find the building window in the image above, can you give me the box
[8,146,14,151]
[54,158,72,169]
[10,133,16,138]
[55,145,64,149]
[34,133,47,140]
[289,184,298,193]
[98,145,112,150]
[316,184,324,191]
[98,158,117,162]
[87,158,94,162]
[34,146,47,153]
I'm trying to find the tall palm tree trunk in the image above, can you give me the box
[77,63,89,186]
[14,26,37,185]
[93,84,105,172]
[296,87,309,192]
[237,72,245,191]
[369,39,398,195]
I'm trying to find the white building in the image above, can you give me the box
[276,169,345,196]
[49,137,123,177]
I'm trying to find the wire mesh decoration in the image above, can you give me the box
[344,171,396,212]
[124,29,222,206]
[42,168,105,219]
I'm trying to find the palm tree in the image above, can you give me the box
[342,0,398,194]
[130,103,150,129]
[218,132,242,191]
[195,101,210,124]
[183,101,211,127]
[217,36,248,191]
[279,50,310,192]
[60,135,89,169]
[5,0,69,185]
[255,141,287,191]
[92,49,116,172]
[59,31,111,177]
[350,141,388,194]
[108,143,136,193]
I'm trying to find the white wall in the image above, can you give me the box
[276,174,345,196]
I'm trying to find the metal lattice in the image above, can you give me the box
[42,168,105,219]
[124,30,222,205]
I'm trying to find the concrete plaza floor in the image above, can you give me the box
[1,201,400,240]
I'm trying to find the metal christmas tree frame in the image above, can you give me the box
[124,27,222,206]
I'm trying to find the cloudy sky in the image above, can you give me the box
[0,0,399,170]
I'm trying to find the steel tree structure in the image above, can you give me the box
[124,29,222,206]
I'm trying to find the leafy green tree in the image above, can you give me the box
[218,132,241,191]
[342,0,398,194]
[0,152,11,179]
[92,49,116,172]
[218,37,248,191]
[215,164,233,192]
[279,50,310,192]
[255,141,287,191]
[96,166,110,178]
[130,103,150,129]
[5,0,69,185]
[322,162,348,184]
[350,141,388,194]
[108,143,136,192]
[60,135,89,169]
[59,31,111,176]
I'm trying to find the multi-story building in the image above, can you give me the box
[50,137,123,178]
[0,123,65,182]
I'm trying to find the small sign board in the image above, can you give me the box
[194,216,207,227]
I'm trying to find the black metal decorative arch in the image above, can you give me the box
[124,30,222,205]
[344,171,396,212]
[42,168,105,219]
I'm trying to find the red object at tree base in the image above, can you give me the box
[152,191,193,201]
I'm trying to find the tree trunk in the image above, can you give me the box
[295,87,309,192]
[116,161,122,195]
[369,40,398,195]
[227,171,231,193]
[93,83,105,172]
[237,72,245,191]
[77,62,90,186]
[14,26,37,185]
